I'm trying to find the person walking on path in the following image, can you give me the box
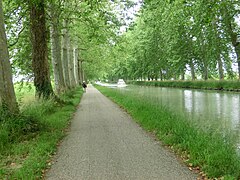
[82,81,87,92]
[46,85,197,180]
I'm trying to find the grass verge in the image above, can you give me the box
[0,87,82,179]
[96,85,240,179]
[130,80,240,91]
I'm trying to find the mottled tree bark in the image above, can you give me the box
[74,47,79,85]
[189,59,196,80]
[160,70,163,81]
[30,0,54,98]
[50,2,65,94]
[62,19,70,89]
[0,0,18,113]
[68,42,76,87]
[217,56,224,80]
[213,18,224,80]
[78,59,83,83]
[202,61,208,80]
[181,71,185,80]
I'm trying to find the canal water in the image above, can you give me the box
[118,85,240,149]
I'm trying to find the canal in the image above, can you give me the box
[118,85,240,149]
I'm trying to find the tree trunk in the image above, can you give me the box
[234,45,240,79]
[50,3,65,94]
[160,70,163,81]
[62,19,70,89]
[68,42,75,88]
[0,0,18,114]
[74,47,79,85]
[213,18,224,80]
[78,60,83,83]
[217,55,224,80]
[222,5,240,79]
[223,19,240,78]
[189,59,196,80]
[30,0,54,98]
[82,69,86,82]
[181,71,185,80]
[174,74,177,80]
[202,61,208,80]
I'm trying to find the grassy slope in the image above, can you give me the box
[130,80,240,91]
[96,85,240,179]
[0,86,82,179]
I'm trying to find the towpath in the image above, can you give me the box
[46,85,197,180]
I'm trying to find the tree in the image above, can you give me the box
[221,1,240,79]
[4,0,33,81]
[0,0,18,114]
[73,47,80,85]
[62,19,71,89]
[29,0,54,98]
[68,42,76,87]
[49,0,66,94]
[106,0,239,81]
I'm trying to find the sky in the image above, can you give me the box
[119,0,142,33]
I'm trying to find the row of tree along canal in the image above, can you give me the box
[105,1,240,83]
[0,0,131,115]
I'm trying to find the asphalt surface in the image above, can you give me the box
[46,85,197,180]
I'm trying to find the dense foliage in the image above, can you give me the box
[0,86,82,178]
[105,0,240,82]
[2,0,240,113]
[1,1,240,178]
[0,0,135,113]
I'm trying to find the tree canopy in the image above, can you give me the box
[1,0,240,113]
[103,0,240,81]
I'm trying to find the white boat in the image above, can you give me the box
[117,79,127,87]
[95,81,117,87]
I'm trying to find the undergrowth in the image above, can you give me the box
[96,85,240,179]
[0,87,83,179]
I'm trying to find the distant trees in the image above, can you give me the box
[106,0,240,81]
[0,0,125,116]
[0,0,130,107]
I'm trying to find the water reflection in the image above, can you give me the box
[121,85,240,146]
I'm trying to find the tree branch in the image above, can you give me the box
[8,26,26,48]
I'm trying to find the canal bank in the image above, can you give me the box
[96,85,240,179]
[130,80,240,92]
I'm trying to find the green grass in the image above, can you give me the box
[14,82,36,106]
[130,80,240,91]
[96,85,240,179]
[0,87,83,179]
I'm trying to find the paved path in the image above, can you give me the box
[46,85,197,180]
